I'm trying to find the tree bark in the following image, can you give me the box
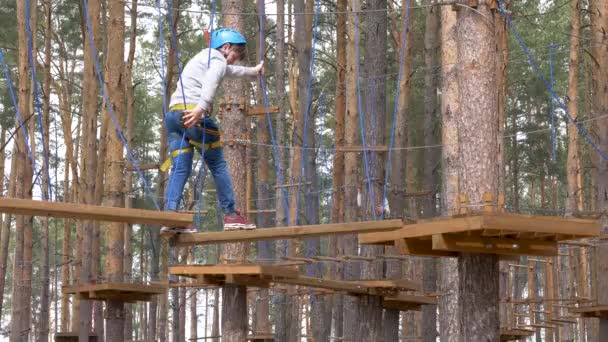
[11,0,34,339]
[455,2,500,340]
[330,0,347,338]
[439,5,460,341]
[39,1,53,339]
[104,0,126,340]
[422,4,440,341]
[220,1,249,341]
[566,0,581,216]
[0,138,17,322]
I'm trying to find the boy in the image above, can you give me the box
[161,28,263,233]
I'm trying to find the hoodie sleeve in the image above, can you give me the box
[197,54,227,111]
[225,64,258,78]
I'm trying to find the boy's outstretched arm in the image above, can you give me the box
[226,61,264,79]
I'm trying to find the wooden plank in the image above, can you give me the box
[247,105,280,116]
[125,163,159,171]
[62,282,166,295]
[481,213,599,237]
[395,238,458,257]
[169,264,300,279]
[0,197,192,226]
[572,306,608,318]
[176,220,403,246]
[276,276,372,294]
[359,216,484,244]
[381,294,437,312]
[432,234,558,257]
[348,279,422,292]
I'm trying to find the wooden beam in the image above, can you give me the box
[125,163,159,171]
[0,197,193,226]
[481,214,599,237]
[169,264,300,279]
[247,105,280,116]
[175,219,403,246]
[381,294,437,311]
[395,238,458,257]
[432,234,558,256]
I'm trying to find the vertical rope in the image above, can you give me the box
[294,0,321,225]
[353,0,376,220]
[25,0,53,200]
[497,0,608,161]
[382,0,412,220]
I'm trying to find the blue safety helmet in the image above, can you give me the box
[210,28,247,49]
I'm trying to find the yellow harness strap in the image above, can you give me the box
[160,140,223,172]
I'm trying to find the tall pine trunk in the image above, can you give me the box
[11,0,34,339]
[330,0,347,338]
[220,1,249,340]
[455,2,500,340]
[422,4,439,341]
[439,6,460,341]
[39,1,53,339]
[357,0,387,340]
[104,0,126,339]
[566,0,581,216]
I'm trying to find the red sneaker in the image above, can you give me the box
[224,211,256,230]
[160,225,197,233]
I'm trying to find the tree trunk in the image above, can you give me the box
[456,2,500,340]
[124,0,138,338]
[342,1,362,340]
[330,0,347,338]
[0,139,17,321]
[79,0,101,337]
[439,5,460,341]
[11,0,34,339]
[421,4,439,341]
[220,1,249,341]
[591,0,608,337]
[254,0,272,336]
[566,0,581,216]
[104,0,126,340]
[357,0,387,340]
[39,1,53,339]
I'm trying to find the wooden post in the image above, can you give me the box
[545,257,555,342]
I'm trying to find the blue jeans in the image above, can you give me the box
[163,110,236,214]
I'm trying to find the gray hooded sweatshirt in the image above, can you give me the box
[169,48,257,111]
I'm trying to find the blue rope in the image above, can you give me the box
[368,78,377,189]
[0,50,43,196]
[25,0,52,201]
[549,43,557,161]
[257,0,291,225]
[164,0,198,216]
[294,0,321,225]
[382,0,412,220]
[82,0,160,210]
[353,0,376,220]
[497,0,608,162]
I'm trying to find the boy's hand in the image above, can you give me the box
[253,61,265,76]
[182,106,205,128]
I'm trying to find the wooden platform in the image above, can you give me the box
[359,213,599,257]
[0,197,192,226]
[174,220,403,246]
[55,333,98,342]
[62,283,166,302]
[247,334,274,342]
[571,305,608,318]
[169,264,300,288]
[499,328,534,341]
[277,277,422,296]
[381,294,437,311]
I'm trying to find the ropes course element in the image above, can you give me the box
[25,0,52,201]
[82,0,160,210]
[0,51,42,197]
[294,0,321,226]
[382,0,412,220]
[257,0,291,226]
[497,0,608,162]
[549,43,557,162]
[353,0,376,220]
